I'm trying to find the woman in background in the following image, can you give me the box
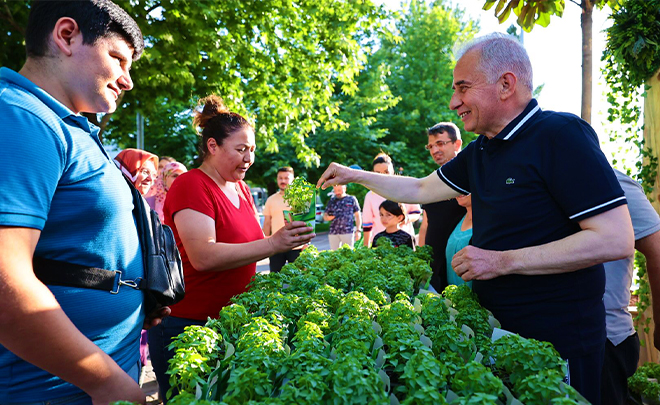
[113,148,159,377]
[114,148,159,196]
[147,161,188,222]
[362,153,421,246]
[446,195,473,288]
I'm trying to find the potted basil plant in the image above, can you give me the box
[283,177,316,234]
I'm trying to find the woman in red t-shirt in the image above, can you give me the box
[148,95,315,402]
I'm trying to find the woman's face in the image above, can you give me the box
[164,170,184,190]
[209,127,256,183]
[373,162,394,175]
[158,158,170,175]
[134,160,157,196]
[456,194,472,208]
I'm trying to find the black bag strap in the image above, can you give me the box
[32,257,144,293]
[33,176,148,294]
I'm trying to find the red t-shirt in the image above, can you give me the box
[163,169,263,320]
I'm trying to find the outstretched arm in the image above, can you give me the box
[317,162,461,205]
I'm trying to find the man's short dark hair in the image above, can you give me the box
[277,166,294,176]
[372,152,392,168]
[26,0,144,60]
[428,122,461,142]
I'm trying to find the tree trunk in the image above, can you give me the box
[580,0,593,124]
[643,71,660,213]
[639,69,660,366]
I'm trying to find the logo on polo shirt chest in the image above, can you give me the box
[506,178,515,185]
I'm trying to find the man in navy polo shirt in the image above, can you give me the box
[317,33,633,404]
[418,122,467,292]
[0,1,166,404]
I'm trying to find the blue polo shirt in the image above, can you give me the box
[438,99,626,358]
[0,67,144,401]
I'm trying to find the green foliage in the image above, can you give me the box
[166,325,223,396]
[368,0,479,178]
[401,386,449,404]
[223,367,274,404]
[603,0,660,93]
[449,393,499,405]
[483,0,564,32]
[327,357,389,405]
[377,297,421,327]
[332,317,378,356]
[420,293,451,328]
[490,334,565,386]
[335,291,380,320]
[514,369,580,403]
[282,177,315,214]
[0,1,28,72]
[401,350,450,395]
[215,304,250,343]
[629,362,660,402]
[162,245,569,403]
[426,322,475,362]
[279,373,329,405]
[451,360,503,398]
[0,0,389,167]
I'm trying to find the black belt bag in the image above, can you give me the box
[33,177,185,314]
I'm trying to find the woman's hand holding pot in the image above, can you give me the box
[271,220,315,252]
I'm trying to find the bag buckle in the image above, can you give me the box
[111,271,143,294]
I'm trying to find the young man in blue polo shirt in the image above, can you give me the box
[0,1,165,404]
[317,33,634,404]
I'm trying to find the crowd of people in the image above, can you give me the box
[1,1,660,405]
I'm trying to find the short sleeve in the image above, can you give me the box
[352,196,360,213]
[325,198,335,215]
[544,120,626,221]
[263,195,274,217]
[615,170,660,240]
[403,233,414,248]
[406,203,422,215]
[0,106,64,229]
[165,171,216,222]
[437,142,473,195]
[362,192,376,229]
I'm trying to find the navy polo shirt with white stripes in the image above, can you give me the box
[438,98,626,359]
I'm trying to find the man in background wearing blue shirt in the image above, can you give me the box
[0,1,165,404]
[317,33,634,404]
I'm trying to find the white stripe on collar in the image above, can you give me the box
[502,105,541,140]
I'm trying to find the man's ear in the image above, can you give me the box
[498,72,517,101]
[51,17,81,57]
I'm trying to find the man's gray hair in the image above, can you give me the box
[453,33,533,92]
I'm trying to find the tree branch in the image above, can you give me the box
[1,4,25,35]
[568,0,581,7]
[144,2,162,18]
